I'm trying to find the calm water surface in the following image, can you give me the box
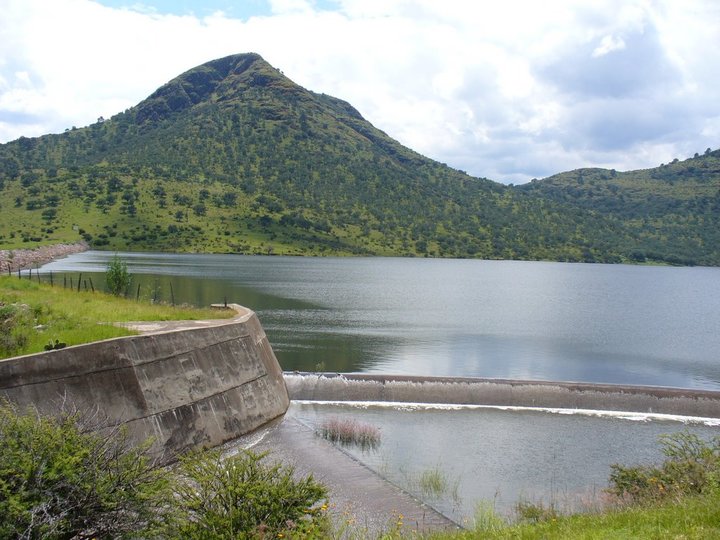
[41,251,720,390]
[39,252,720,519]
[288,401,719,520]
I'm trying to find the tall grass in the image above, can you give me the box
[417,465,461,504]
[0,275,234,359]
[424,431,720,540]
[318,417,381,451]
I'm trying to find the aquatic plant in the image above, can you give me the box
[318,417,381,450]
[416,465,461,505]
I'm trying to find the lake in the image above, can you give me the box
[38,251,720,520]
[40,251,720,390]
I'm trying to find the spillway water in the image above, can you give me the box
[284,373,720,522]
[288,399,719,523]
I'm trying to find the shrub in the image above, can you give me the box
[169,449,329,539]
[0,302,31,356]
[608,431,720,503]
[0,401,170,539]
[514,499,559,523]
[105,254,131,296]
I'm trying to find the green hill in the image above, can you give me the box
[0,52,717,265]
[519,150,720,265]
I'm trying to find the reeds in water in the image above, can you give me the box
[318,417,381,451]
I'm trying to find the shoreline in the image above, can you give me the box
[0,242,88,274]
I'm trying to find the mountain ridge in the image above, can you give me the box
[0,53,717,265]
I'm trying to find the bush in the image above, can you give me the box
[105,254,131,296]
[0,403,332,539]
[608,431,720,503]
[0,402,170,539]
[0,302,31,356]
[169,449,329,539]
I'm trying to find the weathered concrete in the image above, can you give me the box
[240,413,459,536]
[285,372,720,419]
[0,305,289,460]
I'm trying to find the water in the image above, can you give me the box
[288,401,719,521]
[40,251,720,390]
[37,251,720,520]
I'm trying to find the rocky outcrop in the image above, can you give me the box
[0,242,88,273]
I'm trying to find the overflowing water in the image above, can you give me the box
[288,400,719,522]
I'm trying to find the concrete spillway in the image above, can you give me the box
[285,372,720,420]
[0,305,289,460]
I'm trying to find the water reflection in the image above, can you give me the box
[39,252,720,389]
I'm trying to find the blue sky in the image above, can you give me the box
[1,0,719,184]
[95,0,274,18]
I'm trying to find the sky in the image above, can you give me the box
[1,0,719,184]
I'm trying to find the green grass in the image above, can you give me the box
[0,275,234,359]
[424,492,720,539]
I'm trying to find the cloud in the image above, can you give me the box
[0,0,718,184]
[592,35,626,58]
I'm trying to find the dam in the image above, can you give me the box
[0,304,289,460]
[284,372,720,420]
[282,372,720,522]
[2,299,719,527]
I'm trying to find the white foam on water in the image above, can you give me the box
[292,399,720,426]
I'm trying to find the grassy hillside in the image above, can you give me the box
[519,150,720,265]
[0,275,233,360]
[0,53,718,265]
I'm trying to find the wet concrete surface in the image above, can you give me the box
[227,413,459,536]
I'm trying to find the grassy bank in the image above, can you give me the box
[421,493,720,539]
[0,275,234,359]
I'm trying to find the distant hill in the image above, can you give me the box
[0,52,717,265]
[519,150,720,265]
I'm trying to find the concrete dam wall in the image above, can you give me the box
[0,305,289,459]
[285,373,720,419]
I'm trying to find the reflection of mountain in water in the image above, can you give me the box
[40,252,720,390]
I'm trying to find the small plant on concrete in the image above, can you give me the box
[105,254,131,296]
[319,417,381,450]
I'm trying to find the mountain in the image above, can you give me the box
[0,52,717,265]
[519,150,720,265]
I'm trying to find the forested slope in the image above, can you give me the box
[0,53,717,265]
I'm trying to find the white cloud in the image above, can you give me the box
[0,0,718,184]
[592,35,627,57]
